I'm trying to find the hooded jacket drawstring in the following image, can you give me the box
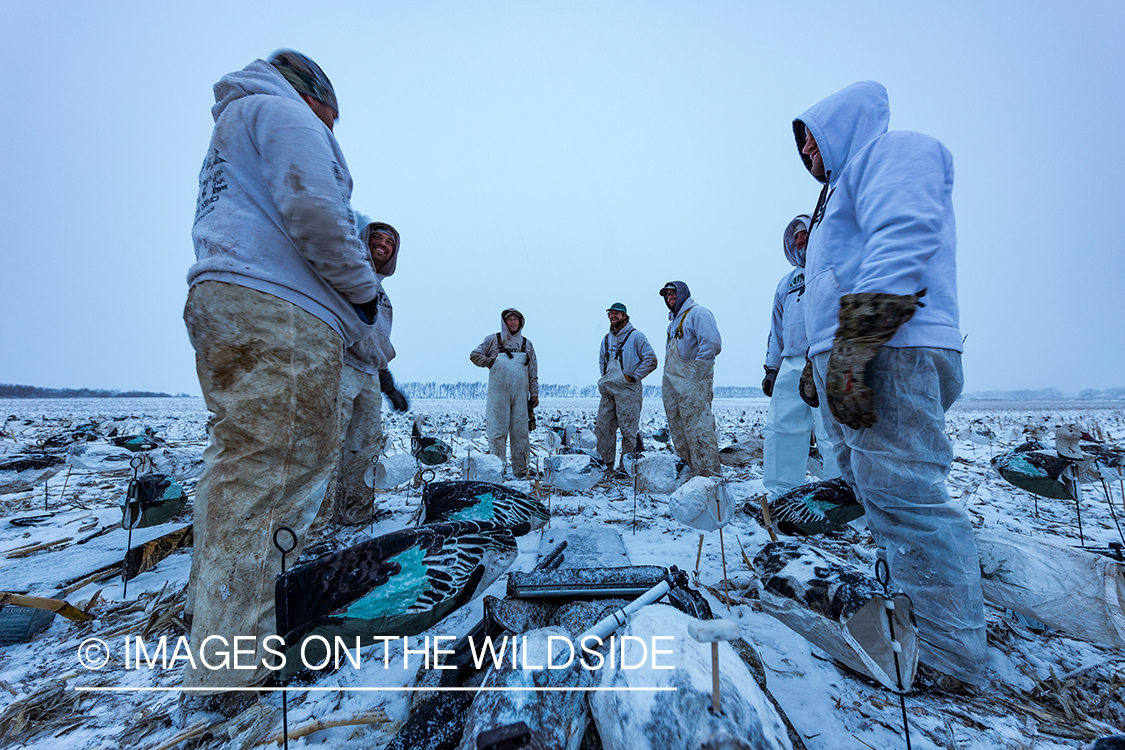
[810,181,833,230]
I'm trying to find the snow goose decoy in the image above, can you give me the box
[991,422,1099,542]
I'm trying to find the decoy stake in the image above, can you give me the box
[687,618,740,715]
[875,559,912,750]
[273,526,299,750]
[120,456,145,599]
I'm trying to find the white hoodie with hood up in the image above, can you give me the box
[764,215,811,370]
[342,213,398,374]
[794,81,961,359]
[189,59,380,348]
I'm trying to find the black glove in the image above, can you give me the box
[355,298,379,325]
[379,369,409,412]
[799,358,819,408]
[529,395,539,409]
[528,401,537,431]
[762,367,778,398]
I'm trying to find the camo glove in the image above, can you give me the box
[378,369,410,412]
[799,358,819,408]
[825,291,925,429]
[762,367,778,398]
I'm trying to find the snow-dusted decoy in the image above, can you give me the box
[412,416,452,466]
[0,454,65,495]
[274,520,518,677]
[420,480,548,533]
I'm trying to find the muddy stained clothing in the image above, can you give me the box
[662,340,721,477]
[597,322,658,384]
[661,290,721,477]
[321,213,401,527]
[189,60,378,349]
[338,366,384,454]
[595,323,656,467]
[812,346,987,683]
[185,59,379,692]
[183,281,340,689]
[470,311,538,475]
[596,359,642,468]
[763,355,839,499]
[485,350,532,474]
[312,365,383,528]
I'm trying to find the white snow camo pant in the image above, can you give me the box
[763,355,840,499]
[814,346,988,684]
[486,351,530,476]
[595,359,643,468]
[662,342,720,477]
[183,281,340,690]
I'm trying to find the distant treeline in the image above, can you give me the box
[17,381,1119,402]
[2,381,766,401]
[398,382,764,399]
[962,387,1125,401]
[0,383,183,399]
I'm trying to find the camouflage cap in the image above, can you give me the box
[268,49,338,116]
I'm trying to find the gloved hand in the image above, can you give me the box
[761,367,778,398]
[354,298,379,325]
[799,358,819,408]
[529,395,539,409]
[378,369,410,412]
[527,401,537,431]
[825,291,924,429]
[387,389,409,412]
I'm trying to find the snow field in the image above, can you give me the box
[1,397,1124,748]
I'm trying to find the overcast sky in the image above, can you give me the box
[2,1,1122,396]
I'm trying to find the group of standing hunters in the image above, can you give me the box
[468,284,722,485]
[183,47,983,714]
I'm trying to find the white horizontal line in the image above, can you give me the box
[74,686,678,693]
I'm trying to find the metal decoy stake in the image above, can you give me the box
[120,456,144,599]
[273,526,299,750]
[876,559,912,750]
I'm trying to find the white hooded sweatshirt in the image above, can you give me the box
[663,281,721,362]
[764,215,811,370]
[794,81,962,358]
[342,213,398,374]
[189,59,379,348]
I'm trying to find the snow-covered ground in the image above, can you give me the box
[1,397,1123,748]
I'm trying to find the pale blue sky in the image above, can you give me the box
[2,1,1122,395]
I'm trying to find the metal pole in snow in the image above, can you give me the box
[875,559,911,750]
[121,457,144,600]
[273,527,298,750]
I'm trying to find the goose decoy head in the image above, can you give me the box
[1054,423,1096,460]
